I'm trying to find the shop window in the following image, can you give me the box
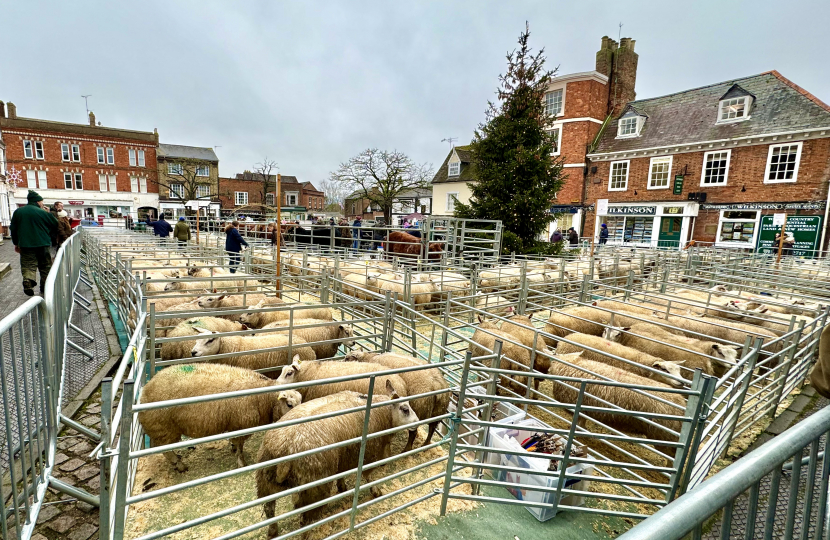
[717,210,759,245]
[602,216,653,244]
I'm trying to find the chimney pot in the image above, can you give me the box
[89,111,96,126]
[0,101,5,118]
[7,102,16,119]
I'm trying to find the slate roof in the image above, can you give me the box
[157,143,219,162]
[431,145,476,184]
[591,71,830,155]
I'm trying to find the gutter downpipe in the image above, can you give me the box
[820,178,830,257]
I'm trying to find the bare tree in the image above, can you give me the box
[318,178,350,211]
[152,157,214,214]
[254,158,279,206]
[330,149,432,224]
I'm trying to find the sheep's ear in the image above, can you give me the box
[195,327,214,335]
[591,301,597,306]
[712,344,720,350]
[675,360,686,365]
[240,324,249,330]
[292,355,301,368]
[277,392,287,402]
[218,295,228,301]
[385,378,400,399]
[477,315,484,323]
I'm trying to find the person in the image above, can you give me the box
[329,217,335,226]
[49,202,64,247]
[56,209,74,247]
[567,227,579,247]
[173,216,191,249]
[225,220,248,274]
[782,233,795,256]
[147,214,173,237]
[549,229,563,244]
[352,216,362,250]
[10,191,59,296]
[402,219,412,229]
[599,223,609,246]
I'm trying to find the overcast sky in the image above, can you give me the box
[2,0,828,188]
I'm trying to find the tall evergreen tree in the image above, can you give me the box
[454,24,565,249]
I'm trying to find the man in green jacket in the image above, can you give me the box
[173,216,191,250]
[10,191,59,296]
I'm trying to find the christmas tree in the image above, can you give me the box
[454,24,565,253]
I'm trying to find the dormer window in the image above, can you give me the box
[719,97,750,121]
[618,117,639,136]
[448,162,460,177]
[615,106,646,138]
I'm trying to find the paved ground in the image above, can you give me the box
[0,240,38,319]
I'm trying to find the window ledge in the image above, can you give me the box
[763,179,798,184]
[715,116,751,125]
[608,187,629,192]
[699,183,727,188]
[615,133,640,139]
[647,185,671,190]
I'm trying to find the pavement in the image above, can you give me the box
[0,239,37,319]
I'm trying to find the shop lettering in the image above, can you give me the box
[608,206,656,215]
[68,200,84,205]
[664,207,683,214]
[701,201,827,211]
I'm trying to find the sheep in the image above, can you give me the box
[187,266,230,277]
[474,292,516,317]
[262,319,355,359]
[256,388,419,538]
[428,272,471,302]
[195,292,283,310]
[164,273,260,293]
[275,359,409,402]
[655,311,780,351]
[161,317,247,361]
[498,314,554,374]
[602,325,739,377]
[470,322,543,393]
[544,305,684,342]
[547,353,686,457]
[478,266,522,292]
[153,300,202,337]
[342,273,376,300]
[190,328,317,376]
[555,332,685,387]
[138,363,302,471]
[343,351,450,451]
[238,301,333,328]
[369,273,435,308]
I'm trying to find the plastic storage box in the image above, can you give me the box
[487,418,595,521]
[439,386,526,447]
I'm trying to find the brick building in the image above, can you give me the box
[218,172,324,220]
[584,71,830,252]
[156,143,221,218]
[431,36,638,237]
[0,124,10,233]
[0,101,159,220]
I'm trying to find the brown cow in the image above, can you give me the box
[385,231,443,259]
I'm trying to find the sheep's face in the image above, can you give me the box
[197,295,225,309]
[601,327,627,342]
[651,361,685,388]
[709,285,729,293]
[710,344,739,366]
[391,400,419,431]
[164,280,183,292]
[187,266,200,276]
[191,331,221,357]
[275,390,302,418]
[343,350,366,362]
[338,325,355,347]
[276,359,302,386]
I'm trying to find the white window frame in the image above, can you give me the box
[129,149,137,167]
[131,177,139,193]
[27,170,37,189]
[34,141,44,160]
[106,147,114,165]
[195,164,210,177]
[647,156,673,190]
[544,87,564,117]
[617,116,641,138]
[0,147,5,175]
[74,173,83,190]
[37,170,47,189]
[61,144,71,162]
[64,172,74,190]
[71,144,80,162]
[139,177,147,193]
[717,96,751,123]
[548,124,562,156]
[137,149,145,167]
[235,191,248,206]
[168,162,183,175]
[265,193,275,206]
[108,174,117,192]
[448,161,460,177]
[700,149,731,186]
[170,184,184,199]
[23,140,33,159]
[608,160,630,192]
[763,142,803,184]
[446,192,459,212]
[715,210,760,248]
[99,174,108,192]
[286,192,298,206]
[97,147,105,164]
[197,184,211,198]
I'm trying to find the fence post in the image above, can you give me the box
[679,373,716,493]
[472,339,503,496]
[770,320,806,416]
[439,292,452,363]
[549,380,587,517]
[518,261,528,315]
[112,379,135,539]
[99,377,113,540]
[439,350,473,516]
[349,376,376,530]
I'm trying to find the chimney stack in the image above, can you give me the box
[89,111,96,126]
[0,101,5,118]
[595,36,638,118]
[7,102,17,119]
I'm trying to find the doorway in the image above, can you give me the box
[658,216,683,248]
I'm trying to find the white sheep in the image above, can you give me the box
[275,359,409,402]
[190,328,317,376]
[262,318,355,359]
[238,301,333,328]
[160,317,247,361]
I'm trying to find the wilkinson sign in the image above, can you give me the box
[700,201,827,211]
[606,205,656,215]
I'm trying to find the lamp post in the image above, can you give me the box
[275,173,282,297]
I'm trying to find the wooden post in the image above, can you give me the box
[275,173,282,298]
[195,204,200,245]
[776,215,788,265]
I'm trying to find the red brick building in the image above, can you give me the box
[584,71,830,252]
[0,101,159,220]
[432,36,638,237]
[218,172,325,220]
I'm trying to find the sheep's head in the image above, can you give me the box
[476,315,499,330]
[651,360,686,388]
[187,265,201,276]
[276,356,303,386]
[239,301,265,326]
[191,328,221,357]
[197,294,227,309]
[343,350,367,362]
[164,279,183,291]
[552,351,583,369]
[381,379,419,432]
[338,325,355,348]
[601,326,629,342]
[274,390,302,418]
[710,344,739,367]
[709,284,729,293]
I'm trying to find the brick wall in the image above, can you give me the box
[218,177,325,211]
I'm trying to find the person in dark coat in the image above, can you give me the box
[10,191,59,296]
[225,220,249,273]
[146,214,173,237]
[567,227,579,246]
[550,229,563,243]
[599,223,609,246]
[352,217,362,250]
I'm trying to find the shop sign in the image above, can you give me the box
[756,215,822,258]
[68,200,84,205]
[607,205,656,215]
[549,205,580,214]
[672,175,684,195]
[702,201,827,211]
[664,207,683,215]
[596,199,608,216]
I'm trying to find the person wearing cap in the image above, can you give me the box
[224,220,249,273]
[599,223,609,247]
[173,216,191,250]
[56,208,74,247]
[10,191,59,296]
[146,213,173,238]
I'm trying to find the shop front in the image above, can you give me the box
[547,205,583,239]
[596,201,698,249]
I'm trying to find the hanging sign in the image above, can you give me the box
[673,175,684,195]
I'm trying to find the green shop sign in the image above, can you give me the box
[756,215,822,258]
